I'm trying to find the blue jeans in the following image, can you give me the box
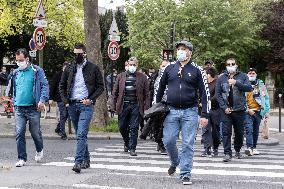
[163,106,199,178]
[56,101,68,134]
[68,103,94,164]
[118,103,141,150]
[14,106,43,161]
[244,111,262,148]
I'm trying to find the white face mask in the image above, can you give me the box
[128,65,137,73]
[125,66,129,71]
[249,76,256,82]
[176,50,188,62]
[17,61,28,70]
[226,65,237,74]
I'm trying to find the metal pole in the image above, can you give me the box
[279,94,282,133]
[39,49,43,68]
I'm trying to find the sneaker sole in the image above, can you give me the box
[183,181,193,185]
[245,150,253,156]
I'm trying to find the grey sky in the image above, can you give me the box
[98,0,125,9]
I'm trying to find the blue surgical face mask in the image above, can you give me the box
[16,61,28,70]
[128,65,137,73]
[176,50,188,62]
[249,76,256,82]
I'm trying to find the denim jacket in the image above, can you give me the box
[216,70,252,111]
[6,64,49,104]
[246,79,270,117]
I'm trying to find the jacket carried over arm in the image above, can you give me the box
[59,61,104,104]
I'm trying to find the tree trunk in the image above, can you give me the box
[83,0,110,126]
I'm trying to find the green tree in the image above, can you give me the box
[125,0,268,71]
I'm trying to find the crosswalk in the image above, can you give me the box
[42,140,284,188]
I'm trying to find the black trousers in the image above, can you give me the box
[221,110,245,156]
[118,103,141,150]
[201,108,221,150]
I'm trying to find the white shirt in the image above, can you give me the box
[71,61,89,100]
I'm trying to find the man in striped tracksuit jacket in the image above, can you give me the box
[156,40,211,185]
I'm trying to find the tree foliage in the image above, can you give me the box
[126,0,268,71]
[0,0,84,49]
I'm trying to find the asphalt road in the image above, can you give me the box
[1,138,284,189]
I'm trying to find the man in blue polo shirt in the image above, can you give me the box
[7,48,49,167]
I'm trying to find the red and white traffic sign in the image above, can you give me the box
[108,41,120,61]
[33,27,46,50]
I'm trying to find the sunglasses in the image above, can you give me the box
[226,63,236,66]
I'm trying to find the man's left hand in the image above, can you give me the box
[37,102,45,111]
[81,99,92,105]
[199,118,208,127]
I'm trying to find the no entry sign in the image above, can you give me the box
[33,27,46,50]
[108,41,120,61]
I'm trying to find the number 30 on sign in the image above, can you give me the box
[33,27,46,50]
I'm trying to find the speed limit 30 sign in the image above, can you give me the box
[33,27,46,50]
[108,41,120,61]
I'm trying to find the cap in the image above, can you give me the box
[175,40,193,51]
[247,67,257,73]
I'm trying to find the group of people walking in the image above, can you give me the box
[7,40,270,185]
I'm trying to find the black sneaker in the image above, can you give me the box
[213,149,218,157]
[124,145,129,152]
[168,166,176,176]
[55,128,60,134]
[160,146,167,155]
[139,134,147,140]
[72,163,81,173]
[129,149,137,156]
[81,160,90,169]
[223,154,232,162]
[61,134,67,140]
[235,152,243,159]
[182,177,192,185]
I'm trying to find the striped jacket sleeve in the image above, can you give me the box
[196,64,211,118]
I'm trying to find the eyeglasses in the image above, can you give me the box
[226,63,236,66]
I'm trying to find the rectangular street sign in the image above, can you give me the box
[29,50,37,58]
[108,35,120,42]
[33,19,48,28]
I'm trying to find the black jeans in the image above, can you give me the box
[221,110,245,156]
[118,103,141,150]
[201,109,221,150]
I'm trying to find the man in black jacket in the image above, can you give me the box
[59,43,104,173]
[49,62,69,140]
[216,58,252,162]
[156,40,210,185]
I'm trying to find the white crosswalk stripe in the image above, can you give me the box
[43,141,284,181]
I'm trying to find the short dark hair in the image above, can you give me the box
[15,48,29,58]
[204,60,214,65]
[226,58,236,64]
[206,67,218,78]
[74,43,86,52]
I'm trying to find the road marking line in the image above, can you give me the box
[63,157,284,170]
[43,162,284,178]
[73,184,135,189]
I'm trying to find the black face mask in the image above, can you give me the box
[75,53,84,64]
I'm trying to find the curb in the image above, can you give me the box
[257,138,280,146]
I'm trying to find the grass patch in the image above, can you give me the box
[89,119,119,133]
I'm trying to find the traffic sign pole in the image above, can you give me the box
[39,50,43,68]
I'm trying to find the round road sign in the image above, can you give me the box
[108,41,120,61]
[33,27,46,50]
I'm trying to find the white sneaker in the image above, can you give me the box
[253,149,260,155]
[35,150,43,162]
[15,159,26,167]
[245,148,253,156]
